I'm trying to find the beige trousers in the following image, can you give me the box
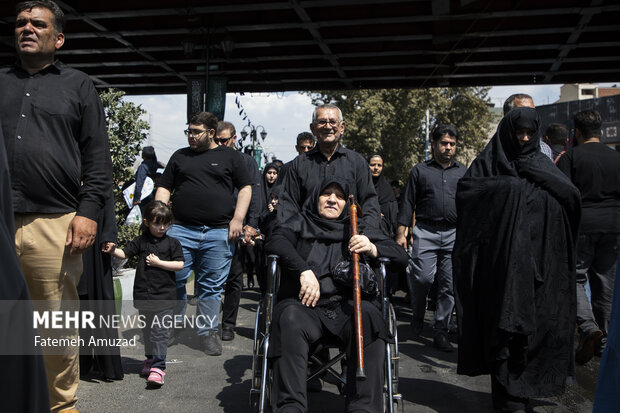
[15,212,83,412]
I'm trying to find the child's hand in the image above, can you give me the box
[101,242,116,253]
[146,253,161,267]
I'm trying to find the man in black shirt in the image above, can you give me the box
[156,112,252,356]
[216,121,261,342]
[0,2,112,410]
[396,125,466,352]
[544,123,569,162]
[274,131,314,188]
[294,131,316,155]
[278,104,381,229]
[557,110,620,364]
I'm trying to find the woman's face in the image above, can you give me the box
[317,183,346,219]
[368,156,383,177]
[516,128,534,147]
[265,168,278,184]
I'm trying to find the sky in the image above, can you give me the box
[126,83,615,165]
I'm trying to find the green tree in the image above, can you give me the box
[309,87,492,183]
[100,89,150,226]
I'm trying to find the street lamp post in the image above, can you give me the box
[240,125,268,169]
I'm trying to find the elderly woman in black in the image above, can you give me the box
[453,107,581,412]
[266,176,407,413]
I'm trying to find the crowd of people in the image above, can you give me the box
[2,1,620,413]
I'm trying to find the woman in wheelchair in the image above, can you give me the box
[265,176,408,413]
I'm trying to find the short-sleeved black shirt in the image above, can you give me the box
[158,145,253,227]
[123,233,184,310]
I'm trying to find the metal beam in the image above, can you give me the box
[288,0,351,87]
[54,0,187,83]
[543,0,605,83]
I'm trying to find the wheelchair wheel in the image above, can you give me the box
[250,300,272,413]
[384,303,403,413]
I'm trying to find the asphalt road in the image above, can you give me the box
[77,290,598,413]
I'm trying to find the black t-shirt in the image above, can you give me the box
[158,146,253,227]
[557,142,620,233]
[123,233,184,310]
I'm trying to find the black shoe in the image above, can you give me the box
[575,329,603,364]
[201,331,222,356]
[433,333,454,352]
[411,320,423,337]
[221,326,235,341]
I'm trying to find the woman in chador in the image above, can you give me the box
[266,176,407,412]
[453,107,581,412]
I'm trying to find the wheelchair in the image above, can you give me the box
[249,255,403,413]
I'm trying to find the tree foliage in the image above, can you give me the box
[99,89,150,226]
[309,87,492,184]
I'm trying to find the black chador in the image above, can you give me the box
[453,107,581,404]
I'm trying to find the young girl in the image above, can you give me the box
[103,201,184,387]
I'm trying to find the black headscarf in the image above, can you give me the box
[453,107,581,397]
[369,156,396,206]
[465,107,580,222]
[261,162,279,205]
[286,176,387,278]
[368,155,398,236]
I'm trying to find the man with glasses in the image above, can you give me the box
[155,112,252,356]
[276,132,315,186]
[215,121,261,342]
[295,131,315,154]
[278,104,381,230]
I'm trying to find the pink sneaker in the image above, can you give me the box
[140,358,153,377]
[147,368,165,387]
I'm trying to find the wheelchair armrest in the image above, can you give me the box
[377,257,390,284]
[377,257,390,313]
[266,255,280,296]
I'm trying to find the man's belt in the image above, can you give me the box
[415,218,456,230]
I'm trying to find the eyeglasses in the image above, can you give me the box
[214,137,231,145]
[297,145,314,150]
[184,128,207,137]
[315,119,341,127]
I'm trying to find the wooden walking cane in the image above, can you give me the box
[348,195,366,380]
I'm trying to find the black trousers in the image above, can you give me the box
[576,232,620,338]
[272,304,385,413]
[222,242,244,329]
